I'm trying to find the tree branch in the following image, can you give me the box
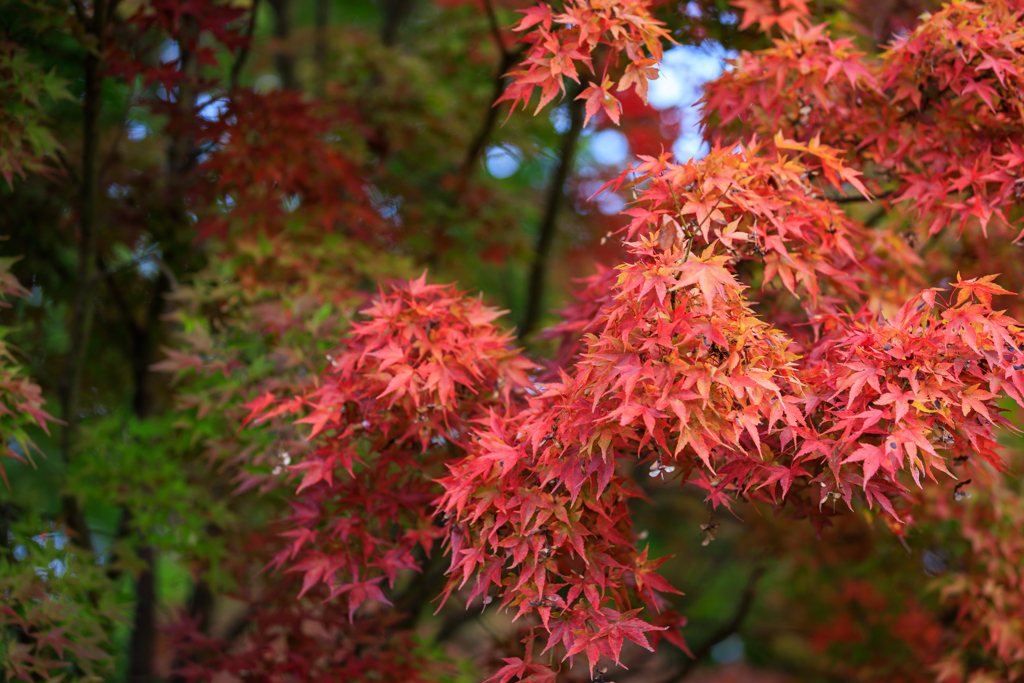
[482,0,508,57]
[167,15,200,176]
[70,0,87,26]
[230,0,261,92]
[314,0,329,97]
[865,206,888,228]
[826,188,895,204]
[433,601,485,644]
[54,149,79,186]
[155,255,180,292]
[96,256,169,416]
[519,89,586,339]
[267,0,297,90]
[97,257,141,332]
[98,267,166,682]
[100,84,137,178]
[426,21,525,269]
[391,538,449,630]
[128,545,157,683]
[168,572,216,683]
[380,0,416,47]
[458,44,525,179]
[652,564,764,683]
[59,0,110,554]
[92,248,161,287]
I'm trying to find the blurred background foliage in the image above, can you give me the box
[0,0,1021,681]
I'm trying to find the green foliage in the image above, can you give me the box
[1,517,126,682]
[0,39,69,187]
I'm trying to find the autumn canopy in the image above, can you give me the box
[2,0,1024,681]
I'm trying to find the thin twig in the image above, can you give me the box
[864,206,888,228]
[391,537,448,630]
[650,564,764,683]
[428,2,524,268]
[96,255,142,335]
[457,43,525,178]
[482,0,508,57]
[230,0,261,91]
[55,149,79,186]
[91,247,161,286]
[101,85,138,177]
[826,188,895,204]
[519,86,586,339]
[455,0,523,178]
[155,256,180,292]
[433,597,488,644]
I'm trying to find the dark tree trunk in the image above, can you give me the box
[268,0,298,89]
[128,545,157,683]
[59,0,111,554]
[381,0,415,47]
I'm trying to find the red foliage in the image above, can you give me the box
[245,274,535,620]
[149,0,1024,680]
[0,256,59,484]
[193,90,384,242]
[497,0,671,124]
[702,0,1024,241]
[166,534,445,683]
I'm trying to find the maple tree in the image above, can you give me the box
[2,0,1024,681]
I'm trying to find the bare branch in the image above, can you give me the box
[482,0,508,57]
[519,88,586,339]
[70,0,87,27]
[267,0,298,89]
[230,0,261,91]
[155,255,180,292]
[101,85,138,178]
[458,43,525,178]
[380,0,415,47]
[314,0,329,97]
[54,149,79,186]
[826,188,895,204]
[650,564,764,683]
